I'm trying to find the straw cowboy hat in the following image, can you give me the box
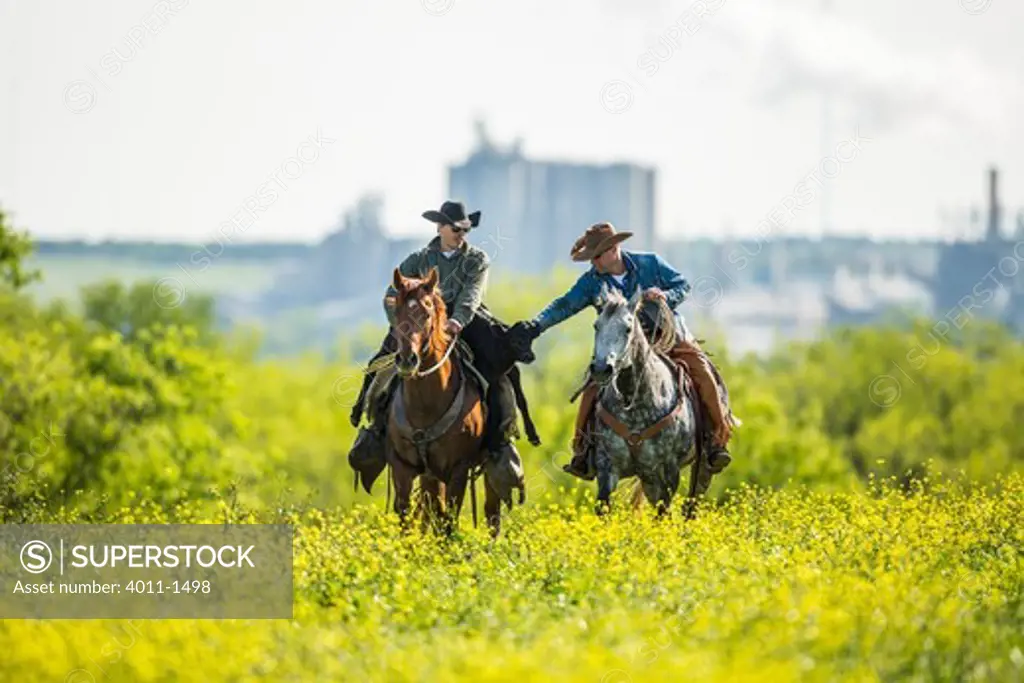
[422,200,481,229]
[570,222,633,262]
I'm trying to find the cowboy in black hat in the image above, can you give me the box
[348,200,534,493]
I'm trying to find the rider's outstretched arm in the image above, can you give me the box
[530,272,599,333]
[654,254,691,310]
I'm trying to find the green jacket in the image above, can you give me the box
[384,236,490,328]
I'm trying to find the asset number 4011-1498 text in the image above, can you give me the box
[125,580,211,594]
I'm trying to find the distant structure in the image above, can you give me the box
[256,126,659,320]
[823,165,1024,335]
[448,120,656,273]
[986,166,1003,241]
[821,166,1024,334]
[929,166,1024,332]
[259,194,418,314]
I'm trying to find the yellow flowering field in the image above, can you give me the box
[4,187,1024,682]
[1,475,1021,683]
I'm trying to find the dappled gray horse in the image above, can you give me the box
[588,288,712,516]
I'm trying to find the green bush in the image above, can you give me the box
[0,216,1020,518]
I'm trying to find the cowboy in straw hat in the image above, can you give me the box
[510,221,737,480]
[347,200,531,497]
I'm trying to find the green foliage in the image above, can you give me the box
[0,207,41,291]
[0,229,1022,681]
[0,299,234,513]
[79,279,216,343]
[2,252,1023,517]
[762,319,1024,486]
[0,233,232,513]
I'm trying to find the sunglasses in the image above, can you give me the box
[448,225,472,234]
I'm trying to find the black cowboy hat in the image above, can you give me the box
[422,200,481,229]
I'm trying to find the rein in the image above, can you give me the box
[413,335,457,378]
[362,335,457,379]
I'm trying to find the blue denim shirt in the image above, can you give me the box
[532,250,692,334]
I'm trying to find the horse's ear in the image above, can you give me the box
[422,267,439,293]
[596,283,610,309]
[393,267,405,292]
[627,287,642,311]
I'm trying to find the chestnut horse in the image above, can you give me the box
[386,267,504,537]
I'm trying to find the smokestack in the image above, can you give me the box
[986,166,1002,241]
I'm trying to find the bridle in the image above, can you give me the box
[593,299,651,406]
[398,334,458,379]
[393,295,458,379]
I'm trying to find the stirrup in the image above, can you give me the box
[562,454,595,481]
[707,446,731,474]
[487,439,516,461]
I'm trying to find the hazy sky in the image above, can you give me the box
[2,0,1022,244]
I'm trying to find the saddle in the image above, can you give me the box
[574,352,710,473]
[595,357,691,459]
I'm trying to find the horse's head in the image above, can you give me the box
[591,287,643,385]
[391,267,448,378]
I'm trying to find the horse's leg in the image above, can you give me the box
[595,441,619,517]
[682,439,709,521]
[639,475,669,519]
[483,475,502,539]
[390,456,417,532]
[595,470,619,516]
[663,461,682,519]
[681,472,699,520]
[508,365,541,446]
[420,475,445,535]
[444,465,471,537]
[694,452,714,497]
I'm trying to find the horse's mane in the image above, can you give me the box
[598,284,626,311]
[599,286,676,354]
[425,289,451,354]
